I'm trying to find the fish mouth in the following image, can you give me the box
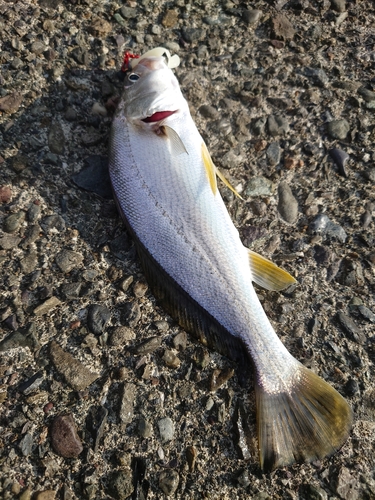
[142,110,176,123]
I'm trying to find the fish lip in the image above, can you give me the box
[142,110,177,123]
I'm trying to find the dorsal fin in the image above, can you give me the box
[248,249,297,291]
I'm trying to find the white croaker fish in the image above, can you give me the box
[109,47,352,470]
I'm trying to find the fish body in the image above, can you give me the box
[109,48,352,470]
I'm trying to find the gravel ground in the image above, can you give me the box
[1,0,375,499]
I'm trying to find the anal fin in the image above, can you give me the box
[248,249,296,291]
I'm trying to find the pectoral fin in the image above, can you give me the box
[248,249,297,291]
[201,142,218,196]
[161,125,188,156]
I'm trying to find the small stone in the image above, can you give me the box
[244,176,273,197]
[22,224,41,248]
[336,311,365,344]
[3,211,25,233]
[27,203,41,223]
[61,282,82,299]
[243,9,262,25]
[192,347,210,369]
[357,305,375,323]
[173,331,187,351]
[64,107,77,121]
[162,349,181,369]
[210,367,235,391]
[119,383,136,424]
[0,185,12,203]
[266,141,281,166]
[132,336,162,355]
[158,417,175,442]
[109,326,135,346]
[20,251,38,273]
[55,249,84,273]
[31,41,46,54]
[300,483,328,500]
[358,87,375,102]
[159,469,179,496]
[363,169,375,182]
[199,104,219,119]
[121,301,141,328]
[304,67,329,88]
[120,275,134,292]
[41,214,66,233]
[309,214,347,243]
[278,181,298,223]
[162,9,179,27]
[107,470,134,500]
[335,467,359,500]
[267,114,289,136]
[87,304,111,335]
[49,341,99,391]
[34,297,61,316]
[48,122,65,155]
[138,417,153,438]
[19,487,32,500]
[344,378,359,397]
[271,13,295,40]
[34,491,56,500]
[329,148,349,177]
[12,154,28,173]
[50,414,83,458]
[133,281,148,298]
[119,6,137,19]
[19,432,34,456]
[90,17,112,36]
[0,92,23,114]
[86,405,108,453]
[0,234,21,249]
[186,445,198,472]
[327,119,350,140]
[331,0,346,13]
[72,155,112,199]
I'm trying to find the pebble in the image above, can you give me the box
[244,176,273,197]
[329,148,349,177]
[271,13,295,40]
[34,491,56,500]
[199,104,219,119]
[55,249,84,273]
[19,488,32,500]
[48,122,65,155]
[61,282,82,299]
[327,119,350,140]
[119,383,136,424]
[267,114,289,136]
[132,336,162,355]
[0,185,12,203]
[86,405,108,453]
[121,301,141,328]
[50,414,83,458]
[12,154,28,173]
[21,224,41,248]
[0,91,23,113]
[192,347,210,369]
[26,202,40,223]
[162,9,179,28]
[19,432,34,456]
[0,234,21,249]
[331,0,346,12]
[159,469,179,496]
[71,155,113,199]
[34,297,62,316]
[186,445,197,472]
[173,331,187,351]
[278,181,298,223]
[300,484,328,500]
[3,211,25,233]
[357,305,375,323]
[210,367,235,391]
[162,349,181,369]
[309,214,347,243]
[40,214,66,233]
[87,304,111,335]
[336,311,365,344]
[138,417,153,438]
[304,67,329,88]
[266,141,281,166]
[106,470,134,500]
[49,341,99,391]
[20,252,38,274]
[344,378,359,397]
[158,417,175,442]
[358,86,375,103]
[19,371,44,395]
[334,467,359,500]
[109,326,135,346]
[243,9,262,25]
[133,281,148,298]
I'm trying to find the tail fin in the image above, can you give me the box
[256,363,353,471]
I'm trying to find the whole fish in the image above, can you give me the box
[109,47,352,470]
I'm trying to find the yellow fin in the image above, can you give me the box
[248,249,296,291]
[161,125,188,156]
[201,142,217,196]
[216,168,244,200]
[256,363,353,471]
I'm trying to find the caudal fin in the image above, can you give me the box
[256,363,353,471]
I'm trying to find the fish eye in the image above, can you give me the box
[128,73,140,82]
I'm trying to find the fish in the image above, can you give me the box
[109,47,352,471]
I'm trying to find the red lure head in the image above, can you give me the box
[121,52,140,72]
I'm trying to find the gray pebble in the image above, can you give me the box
[162,349,181,369]
[109,326,135,346]
[121,301,141,328]
[19,433,33,457]
[360,210,372,228]
[138,417,153,438]
[357,305,375,323]
[244,176,273,197]
[336,311,365,344]
[304,67,329,88]
[21,224,41,248]
[61,281,82,299]
[271,13,295,40]
[20,252,38,273]
[199,104,219,119]
[87,304,111,335]
[119,383,136,424]
[358,86,375,102]
[159,469,179,496]
[329,148,349,177]
[0,234,21,249]
[50,414,83,458]
[55,249,83,273]
[19,371,44,395]
[278,181,298,223]
[107,470,134,500]
[0,330,36,352]
[300,484,328,500]
[48,122,65,155]
[119,6,137,19]
[334,467,358,499]
[327,119,350,140]
[132,336,162,355]
[173,331,187,351]
[86,405,108,453]
[243,9,262,25]
[49,341,99,391]
[34,297,61,316]
[3,211,25,233]
[158,417,175,442]
[267,114,289,136]
[120,275,134,292]
[41,214,66,233]
[133,281,148,298]
[266,141,281,166]
[363,169,375,182]
[309,214,347,243]
[331,0,346,12]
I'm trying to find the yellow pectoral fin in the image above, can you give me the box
[201,142,218,196]
[248,249,297,291]
[215,167,244,200]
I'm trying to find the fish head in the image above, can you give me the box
[120,51,186,126]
